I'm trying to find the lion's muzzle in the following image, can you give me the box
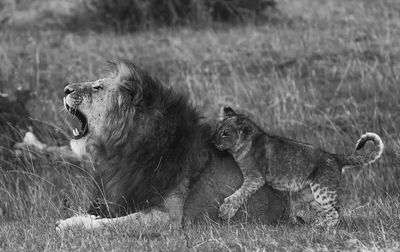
[63,84,89,139]
[64,85,74,96]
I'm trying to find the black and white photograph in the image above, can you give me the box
[0,0,399,250]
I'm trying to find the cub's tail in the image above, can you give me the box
[334,132,384,171]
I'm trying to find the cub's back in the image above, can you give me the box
[261,135,335,188]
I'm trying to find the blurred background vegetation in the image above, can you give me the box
[0,0,278,31]
[72,0,277,31]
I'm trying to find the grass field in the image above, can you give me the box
[1,0,400,250]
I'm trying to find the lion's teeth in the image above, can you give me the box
[73,128,79,136]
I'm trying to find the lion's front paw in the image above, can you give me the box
[218,196,241,220]
[55,215,100,232]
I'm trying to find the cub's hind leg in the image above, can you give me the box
[309,167,342,228]
[286,187,314,225]
[219,169,265,220]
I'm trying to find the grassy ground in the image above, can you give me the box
[1,0,400,250]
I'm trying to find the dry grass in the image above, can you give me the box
[1,0,400,250]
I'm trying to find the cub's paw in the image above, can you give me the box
[287,216,306,226]
[55,215,100,232]
[218,196,240,220]
[314,218,339,229]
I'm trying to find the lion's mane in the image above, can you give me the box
[86,61,211,217]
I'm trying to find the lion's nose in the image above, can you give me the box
[64,86,74,96]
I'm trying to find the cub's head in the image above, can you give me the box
[63,60,151,156]
[212,106,259,154]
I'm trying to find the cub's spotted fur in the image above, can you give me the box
[213,106,384,227]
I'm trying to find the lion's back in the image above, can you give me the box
[184,150,290,224]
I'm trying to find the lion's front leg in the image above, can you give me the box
[96,190,185,231]
[55,210,172,232]
[55,214,101,231]
[56,179,188,232]
[219,172,265,220]
[98,208,171,228]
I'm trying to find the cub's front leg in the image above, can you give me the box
[219,170,265,220]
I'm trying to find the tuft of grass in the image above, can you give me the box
[0,0,400,250]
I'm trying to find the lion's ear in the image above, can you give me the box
[118,81,143,107]
[219,106,236,121]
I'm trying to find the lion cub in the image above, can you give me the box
[213,106,383,227]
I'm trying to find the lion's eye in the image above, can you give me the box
[221,130,229,137]
[93,85,103,91]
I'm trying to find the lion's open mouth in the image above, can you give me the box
[64,100,89,140]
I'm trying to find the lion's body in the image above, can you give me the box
[56,60,289,231]
[184,148,289,223]
[212,107,384,227]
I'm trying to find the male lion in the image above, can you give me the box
[56,60,289,231]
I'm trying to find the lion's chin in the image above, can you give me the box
[70,138,88,159]
[64,99,89,140]
[214,144,226,151]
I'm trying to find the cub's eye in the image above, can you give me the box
[221,130,229,137]
[93,85,103,91]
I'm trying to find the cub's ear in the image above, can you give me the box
[118,81,143,107]
[239,125,254,140]
[218,106,237,121]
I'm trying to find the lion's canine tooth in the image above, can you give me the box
[73,128,79,136]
